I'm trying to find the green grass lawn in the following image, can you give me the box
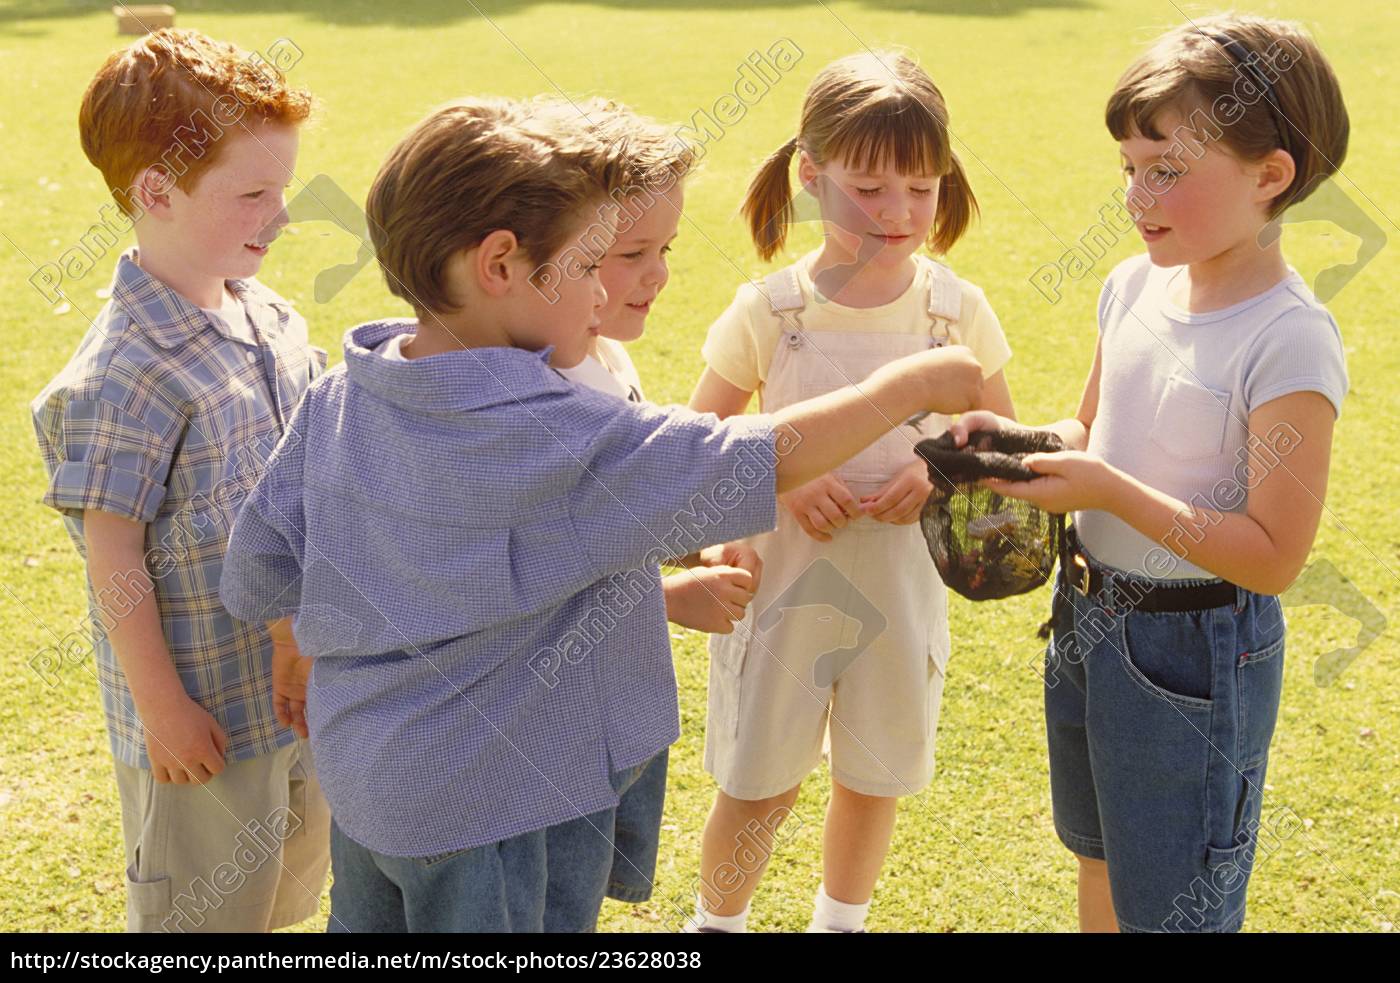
[2,0,1396,933]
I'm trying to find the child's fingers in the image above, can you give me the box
[800,514,834,542]
[729,545,763,580]
[813,498,849,531]
[290,701,309,740]
[826,480,860,516]
[745,550,763,587]
[721,567,756,596]
[861,479,908,517]
[1022,452,1069,474]
[889,488,927,523]
[868,477,922,520]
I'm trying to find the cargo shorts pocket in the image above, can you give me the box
[125,862,173,917]
[1206,635,1286,868]
[708,619,753,737]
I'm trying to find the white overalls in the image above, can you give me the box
[704,260,963,800]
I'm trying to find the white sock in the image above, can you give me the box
[683,896,749,933]
[807,884,870,932]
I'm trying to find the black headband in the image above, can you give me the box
[1208,32,1292,158]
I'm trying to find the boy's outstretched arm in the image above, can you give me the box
[770,345,984,493]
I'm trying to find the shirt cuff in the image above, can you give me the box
[42,461,168,523]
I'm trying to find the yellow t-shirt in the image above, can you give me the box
[701,251,1013,399]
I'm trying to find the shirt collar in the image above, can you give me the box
[109,248,286,350]
[343,319,572,414]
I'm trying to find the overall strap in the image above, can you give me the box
[762,267,805,335]
[925,260,962,346]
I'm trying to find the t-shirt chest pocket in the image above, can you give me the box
[1149,373,1233,461]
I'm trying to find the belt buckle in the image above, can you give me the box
[1071,553,1091,597]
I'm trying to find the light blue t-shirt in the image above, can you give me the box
[1076,255,1348,579]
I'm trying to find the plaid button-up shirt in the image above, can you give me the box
[31,249,327,768]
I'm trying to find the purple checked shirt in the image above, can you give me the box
[220,320,779,856]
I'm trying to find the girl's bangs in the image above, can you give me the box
[825,96,951,177]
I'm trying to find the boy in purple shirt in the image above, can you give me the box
[219,96,985,932]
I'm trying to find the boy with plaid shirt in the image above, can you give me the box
[32,29,330,932]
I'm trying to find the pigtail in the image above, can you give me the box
[930,150,978,256]
[742,137,799,262]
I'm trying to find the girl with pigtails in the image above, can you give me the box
[685,50,1016,933]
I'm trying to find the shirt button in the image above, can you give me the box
[787,332,802,349]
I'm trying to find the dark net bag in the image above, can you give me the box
[915,428,1065,601]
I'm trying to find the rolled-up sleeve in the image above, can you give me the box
[35,365,187,524]
[568,403,779,577]
[220,398,311,623]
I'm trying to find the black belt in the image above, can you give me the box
[1067,551,1236,613]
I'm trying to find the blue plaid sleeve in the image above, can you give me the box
[36,348,188,524]
[220,396,311,623]
[568,404,778,576]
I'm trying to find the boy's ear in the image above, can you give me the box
[474,229,520,297]
[1255,148,1297,208]
[130,166,176,217]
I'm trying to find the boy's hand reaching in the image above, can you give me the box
[144,694,227,785]
[862,458,933,525]
[780,473,859,542]
[664,565,758,634]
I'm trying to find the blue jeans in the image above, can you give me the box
[542,749,667,932]
[328,753,666,933]
[1045,542,1287,933]
[328,818,547,932]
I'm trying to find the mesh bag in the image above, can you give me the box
[915,428,1065,601]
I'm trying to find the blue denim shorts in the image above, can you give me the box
[1044,538,1287,933]
[327,752,666,933]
